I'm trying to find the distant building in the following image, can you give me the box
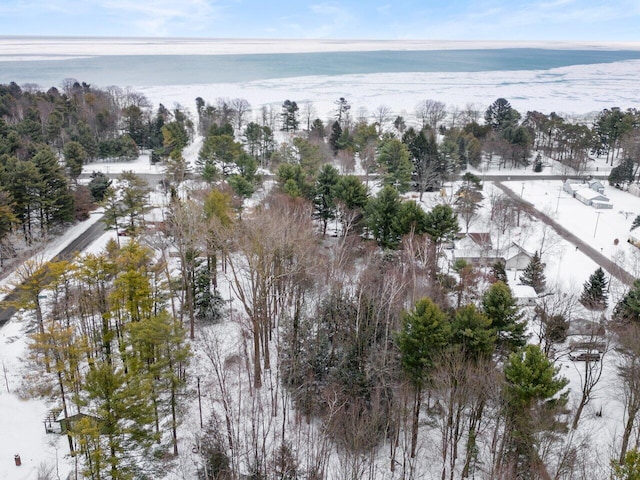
[452,236,533,271]
[56,411,102,434]
[564,179,611,208]
[590,198,614,209]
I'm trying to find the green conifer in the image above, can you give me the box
[580,267,608,310]
[519,250,546,293]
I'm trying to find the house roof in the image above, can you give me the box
[453,249,503,261]
[501,242,532,261]
[511,284,538,299]
[591,199,613,207]
[564,181,584,191]
[465,232,493,249]
[575,189,609,201]
[56,410,100,422]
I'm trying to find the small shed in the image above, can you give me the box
[511,284,538,306]
[56,411,101,434]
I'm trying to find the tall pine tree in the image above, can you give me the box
[519,250,546,293]
[313,164,340,236]
[482,281,526,354]
[580,267,608,310]
[397,297,451,458]
[502,345,568,478]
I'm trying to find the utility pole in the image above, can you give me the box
[593,211,602,238]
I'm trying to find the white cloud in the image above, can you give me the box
[0,0,223,36]
[102,0,220,35]
[306,3,355,38]
[392,0,640,41]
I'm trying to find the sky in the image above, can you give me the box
[0,0,638,42]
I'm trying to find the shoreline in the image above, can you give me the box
[2,37,640,57]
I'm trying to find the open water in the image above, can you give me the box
[2,49,640,89]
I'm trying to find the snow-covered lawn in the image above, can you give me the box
[504,179,640,280]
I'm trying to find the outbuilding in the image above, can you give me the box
[574,189,610,207]
[511,284,538,306]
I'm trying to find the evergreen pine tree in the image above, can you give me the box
[490,260,508,284]
[63,140,87,183]
[424,203,460,245]
[614,279,640,323]
[612,449,640,480]
[503,345,569,478]
[329,121,342,154]
[365,185,402,249]
[397,297,451,457]
[393,200,429,239]
[33,147,75,231]
[632,215,640,231]
[580,267,608,310]
[482,281,526,354]
[313,164,340,236]
[376,137,413,193]
[519,251,546,293]
[451,304,496,361]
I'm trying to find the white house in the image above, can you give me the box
[574,189,611,208]
[563,180,584,196]
[564,179,606,197]
[452,232,502,266]
[590,198,614,209]
[502,242,533,270]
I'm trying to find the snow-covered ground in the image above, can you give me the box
[136,58,640,125]
[2,60,640,476]
[5,139,640,478]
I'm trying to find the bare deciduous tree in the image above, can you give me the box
[374,105,392,133]
[415,99,447,131]
[230,98,251,133]
[227,195,317,389]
